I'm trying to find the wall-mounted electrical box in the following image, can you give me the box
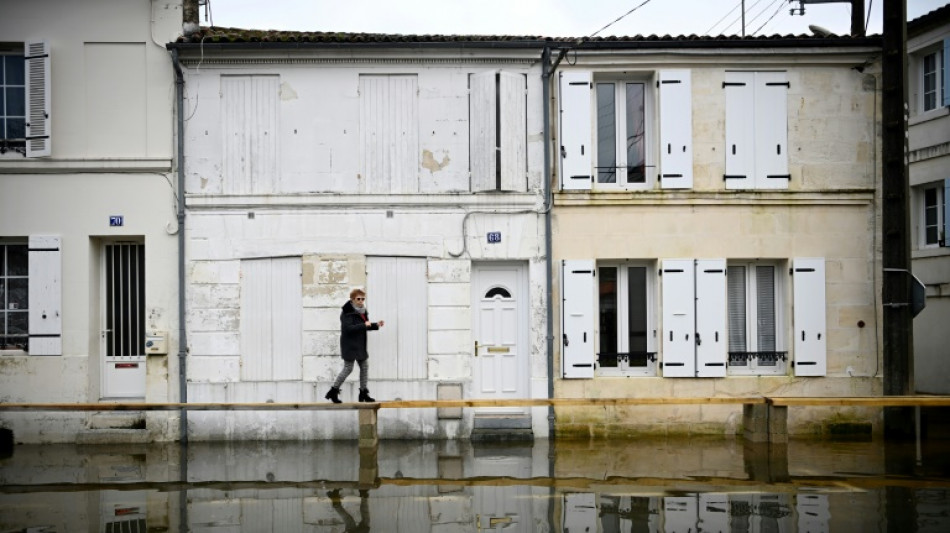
[145,331,168,355]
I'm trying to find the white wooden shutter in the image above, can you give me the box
[270,258,302,381]
[755,71,789,189]
[792,258,826,376]
[562,493,597,531]
[661,259,695,377]
[664,497,698,531]
[943,39,950,108]
[658,70,693,189]
[499,71,527,192]
[25,40,51,157]
[28,235,61,355]
[470,71,496,192]
[943,178,949,247]
[368,257,427,380]
[699,494,730,533]
[695,259,727,377]
[561,260,595,378]
[241,258,302,381]
[724,71,754,189]
[559,71,592,191]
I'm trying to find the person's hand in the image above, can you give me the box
[378,320,385,327]
[364,320,371,327]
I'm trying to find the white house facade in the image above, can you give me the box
[908,4,950,395]
[0,0,182,443]
[551,35,885,437]
[170,32,551,440]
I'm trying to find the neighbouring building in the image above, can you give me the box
[0,0,182,443]
[552,32,884,437]
[908,3,950,395]
[168,30,551,440]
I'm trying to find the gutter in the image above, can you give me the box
[171,49,188,444]
[541,45,570,438]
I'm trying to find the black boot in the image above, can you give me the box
[358,388,376,402]
[325,386,342,404]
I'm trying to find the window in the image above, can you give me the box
[0,242,28,352]
[920,180,948,247]
[597,263,656,376]
[724,71,789,190]
[922,48,945,112]
[470,71,527,192]
[360,74,419,194]
[0,41,50,157]
[727,262,787,375]
[558,70,692,191]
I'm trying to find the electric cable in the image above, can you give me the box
[751,0,789,35]
[720,0,767,35]
[865,0,873,33]
[704,0,743,35]
[589,0,655,38]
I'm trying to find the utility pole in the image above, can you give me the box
[881,0,914,438]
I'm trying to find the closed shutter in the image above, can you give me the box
[469,71,496,192]
[755,72,789,189]
[240,258,302,381]
[561,260,595,378]
[792,258,826,376]
[499,72,527,192]
[658,70,693,189]
[28,235,61,355]
[695,259,726,377]
[360,75,419,194]
[271,258,302,381]
[755,265,777,351]
[222,75,279,195]
[661,259,695,377]
[367,257,427,380]
[724,71,754,189]
[727,266,747,352]
[25,40,51,157]
[559,71,592,191]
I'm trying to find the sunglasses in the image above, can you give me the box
[355,297,365,301]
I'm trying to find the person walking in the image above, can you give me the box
[325,288,384,403]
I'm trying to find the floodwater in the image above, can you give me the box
[2,436,950,532]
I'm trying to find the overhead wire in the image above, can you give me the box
[744,0,782,31]
[704,0,743,35]
[750,0,788,35]
[865,0,873,33]
[589,0,655,37]
[719,0,767,35]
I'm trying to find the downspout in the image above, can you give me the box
[171,49,188,444]
[541,45,569,438]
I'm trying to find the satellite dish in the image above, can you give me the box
[809,25,834,37]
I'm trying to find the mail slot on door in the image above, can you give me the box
[145,331,168,355]
[487,346,510,353]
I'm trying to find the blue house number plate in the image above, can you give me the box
[110,216,124,227]
[487,232,501,243]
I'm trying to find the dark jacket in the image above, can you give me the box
[340,300,379,362]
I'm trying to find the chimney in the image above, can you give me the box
[183,0,200,37]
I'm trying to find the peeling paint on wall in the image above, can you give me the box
[421,149,450,173]
[280,81,298,101]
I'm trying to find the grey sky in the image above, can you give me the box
[203,0,946,38]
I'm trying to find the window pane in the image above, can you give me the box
[9,311,27,336]
[5,87,24,116]
[7,118,24,139]
[627,266,648,353]
[8,278,27,310]
[599,266,618,360]
[7,245,27,276]
[925,187,939,244]
[596,83,617,183]
[924,52,937,111]
[625,83,646,184]
[728,266,747,352]
[756,266,776,352]
[4,56,24,86]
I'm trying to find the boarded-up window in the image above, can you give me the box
[222,75,279,194]
[240,257,302,381]
[360,75,419,194]
[366,257,427,379]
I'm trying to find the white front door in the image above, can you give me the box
[100,242,146,399]
[472,263,528,414]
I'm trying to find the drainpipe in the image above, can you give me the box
[171,49,188,444]
[541,45,569,438]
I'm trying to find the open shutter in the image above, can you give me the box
[561,260,595,378]
[943,39,950,108]
[24,40,51,157]
[695,259,727,377]
[661,259,695,377]
[944,178,949,247]
[792,258,826,376]
[559,71,592,191]
[499,72,527,192]
[658,70,693,189]
[28,235,61,355]
[755,72,789,189]
[724,71,754,189]
[470,71,496,192]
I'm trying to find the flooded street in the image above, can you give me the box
[3,436,950,532]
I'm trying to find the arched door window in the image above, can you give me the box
[484,286,512,299]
